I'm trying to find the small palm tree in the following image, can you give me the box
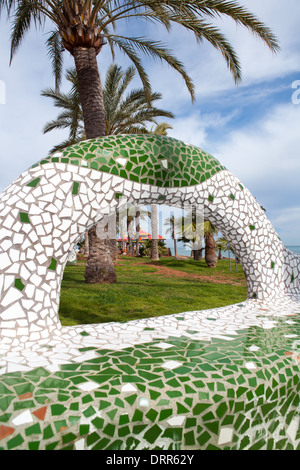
[215,237,229,260]
[42,64,175,151]
[151,122,173,136]
[104,65,175,135]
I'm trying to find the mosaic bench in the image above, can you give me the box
[0,134,299,450]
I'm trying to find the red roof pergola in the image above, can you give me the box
[117,229,165,242]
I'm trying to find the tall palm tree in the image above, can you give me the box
[4,0,280,283]
[204,220,218,268]
[6,0,280,140]
[150,204,160,261]
[42,63,175,151]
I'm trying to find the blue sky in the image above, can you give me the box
[0,0,300,245]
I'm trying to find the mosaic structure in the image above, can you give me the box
[0,134,299,450]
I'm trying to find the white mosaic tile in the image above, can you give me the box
[218,427,234,445]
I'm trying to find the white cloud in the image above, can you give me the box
[143,0,300,109]
[210,101,300,245]
[213,102,300,188]
[167,110,238,149]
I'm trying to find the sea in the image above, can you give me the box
[165,241,300,258]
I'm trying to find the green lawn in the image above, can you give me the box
[58,256,248,326]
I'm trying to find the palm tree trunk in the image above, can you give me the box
[136,210,140,257]
[84,225,117,283]
[194,248,203,260]
[174,237,178,258]
[73,47,106,138]
[128,236,134,255]
[151,205,159,261]
[73,46,116,283]
[205,233,217,268]
[84,230,89,257]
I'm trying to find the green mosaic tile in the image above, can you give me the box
[72,181,80,195]
[26,177,41,187]
[48,257,57,271]
[19,212,30,224]
[143,424,163,444]
[25,423,42,436]
[32,135,227,188]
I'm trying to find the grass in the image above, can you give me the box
[58,256,248,326]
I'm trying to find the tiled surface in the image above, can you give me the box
[0,298,299,450]
[0,134,300,449]
[1,134,300,345]
[32,134,226,188]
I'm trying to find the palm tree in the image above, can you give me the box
[164,213,178,258]
[4,0,280,283]
[42,64,175,151]
[6,0,280,140]
[104,65,175,135]
[151,122,173,136]
[150,204,159,261]
[204,221,218,268]
[215,236,228,260]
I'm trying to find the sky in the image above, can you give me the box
[0,0,300,245]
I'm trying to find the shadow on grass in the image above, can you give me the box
[59,257,247,326]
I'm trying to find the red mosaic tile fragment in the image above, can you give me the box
[33,406,47,421]
[0,425,15,440]
[19,392,33,400]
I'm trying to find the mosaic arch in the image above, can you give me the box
[0,134,299,343]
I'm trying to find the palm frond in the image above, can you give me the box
[41,87,78,110]
[192,0,280,52]
[107,35,152,101]
[46,29,64,91]
[43,118,73,134]
[108,34,195,101]
[42,60,174,149]
[49,136,83,153]
[10,0,45,63]
[0,0,16,17]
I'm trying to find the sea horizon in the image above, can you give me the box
[166,241,300,257]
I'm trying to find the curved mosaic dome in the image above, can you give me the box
[32,134,227,188]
